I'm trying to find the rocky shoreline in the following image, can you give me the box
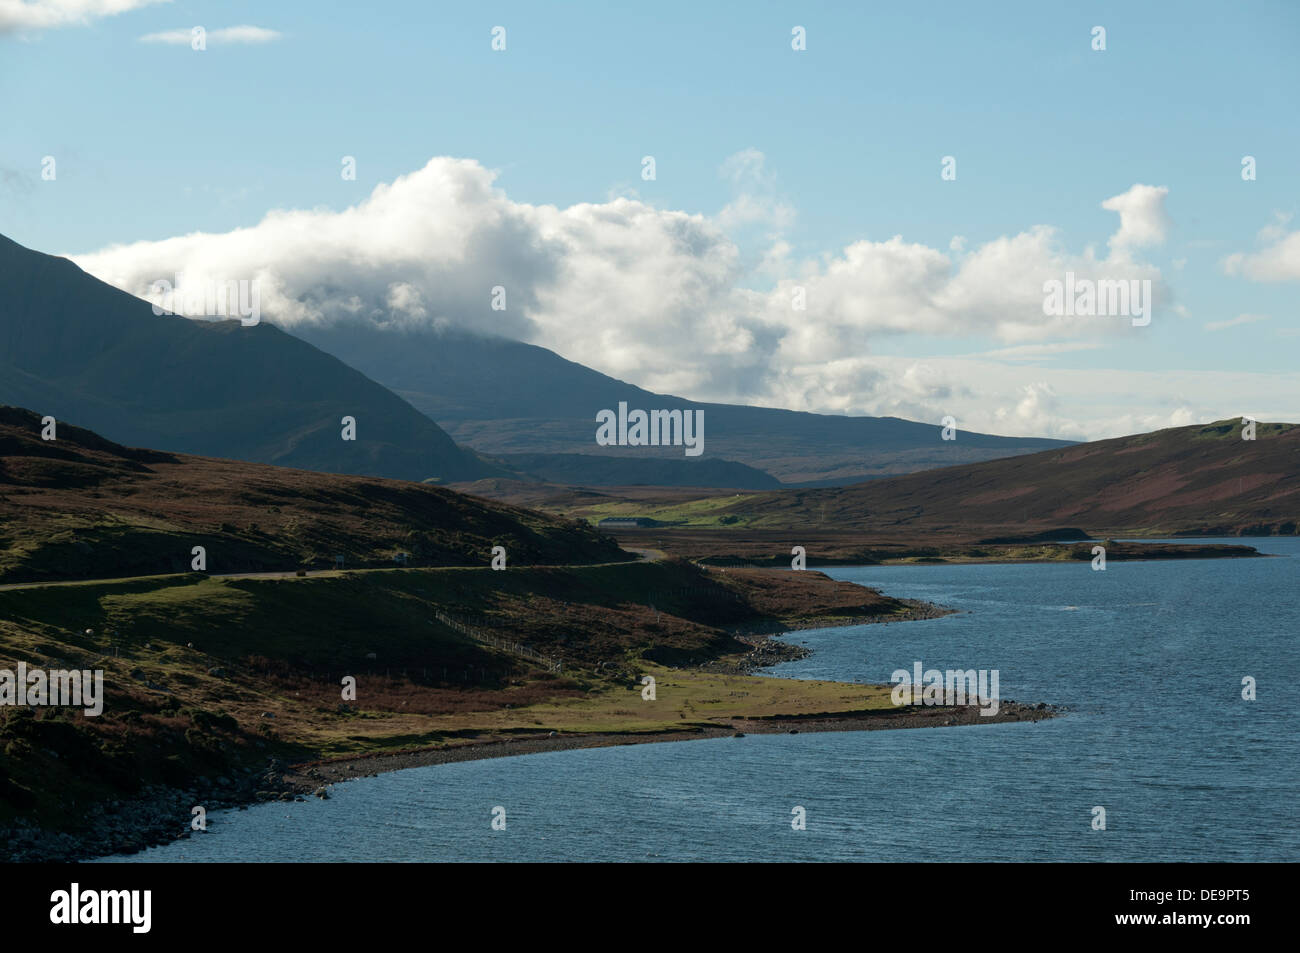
[7,697,1059,862]
[707,599,955,675]
[3,597,1046,864]
[1,761,297,863]
[3,699,1057,863]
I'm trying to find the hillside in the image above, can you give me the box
[674,419,1300,538]
[293,325,1072,485]
[2,404,1021,861]
[0,234,499,483]
[494,452,780,489]
[0,535,958,859]
[0,406,624,584]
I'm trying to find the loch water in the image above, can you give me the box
[99,538,1300,862]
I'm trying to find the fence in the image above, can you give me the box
[432,609,563,673]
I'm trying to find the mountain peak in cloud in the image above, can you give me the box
[72,158,1177,440]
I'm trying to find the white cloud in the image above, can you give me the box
[1205,313,1268,332]
[1257,211,1293,244]
[1100,183,1170,255]
[760,356,1290,442]
[0,0,167,33]
[139,24,279,45]
[759,218,1163,367]
[1223,228,1300,281]
[385,282,430,322]
[716,148,795,232]
[719,147,770,188]
[71,159,1215,440]
[974,341,1103,361]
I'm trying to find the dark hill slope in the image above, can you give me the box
[0,406,624,583]
[716,419,1300,537]
[293,325,1072,485]
[0,234,498,483]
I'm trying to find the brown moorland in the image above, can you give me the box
[0,405,627,584]
[0,409,1016,862]
[454,420,1298,551]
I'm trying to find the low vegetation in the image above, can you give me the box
[0,559,919,835]
[0,406,626,584]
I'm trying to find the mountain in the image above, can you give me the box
[0,234,499,483]
[0,405,625,583]
[700,419,1300,537]
[293,324,1073,485]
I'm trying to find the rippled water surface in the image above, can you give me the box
[99,538,1300,862]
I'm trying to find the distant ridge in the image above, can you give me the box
[293,325,1074,485]
[709,419,1300,537]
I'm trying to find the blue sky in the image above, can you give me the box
[2,0,1298,439]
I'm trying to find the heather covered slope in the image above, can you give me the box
[0,406,625,584]
[0,233,499,483]
[692,419,1300,537]
[0,554,967,859]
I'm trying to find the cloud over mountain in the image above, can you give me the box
[74,157,1175,440]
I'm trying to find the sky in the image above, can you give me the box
[2,0,1298,441]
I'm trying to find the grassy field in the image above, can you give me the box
[282,663,898,756]
[581,493,760,528]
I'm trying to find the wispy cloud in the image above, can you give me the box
[0,165,36,195]
[717,148,795,232]
[139,24,280,45]
[0,0,169,34]
[1205,313,1269,332]
[974,342,1103,361]
[1257,211,1293,244]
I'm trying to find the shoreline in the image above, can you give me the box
[702,598,956,674]
[23,694,1056,863]
[694,551,1271,571]
[280,699,1057,794]
[5,587,1046,863]
[277,597,1024,792]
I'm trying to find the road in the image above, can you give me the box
[0,546,666,592]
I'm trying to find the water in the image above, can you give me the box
[97,538,1300,862]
